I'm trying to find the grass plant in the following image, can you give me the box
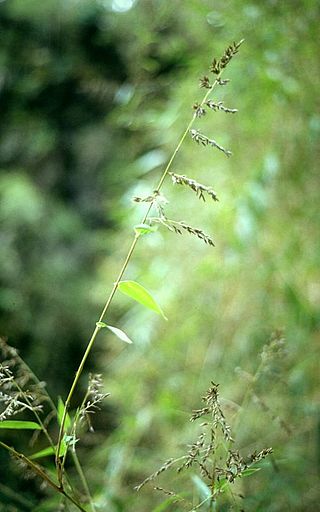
[0,39,273,511]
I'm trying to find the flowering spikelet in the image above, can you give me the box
[199,76,212,89]
[193,102,206,118]
[0,363,43,421]
[168,220,215,247]
[217,77,230,86]
[169,172,219,202]
[205,100,238,114]
[79,373,109,431]
[210,39,244,75]
[190,129,232,157]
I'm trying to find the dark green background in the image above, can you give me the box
[0,0,319,510]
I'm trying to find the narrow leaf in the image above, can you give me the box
[118,280,167,320]
[241,467,261,477]
[105,324,133,344]
[0,420,41,430]
[134,223,157,235]
[30,440,67,460]
[152,496,181,512]
[192,475,211,500]
[30,446,55,460]
[57,397,72,431]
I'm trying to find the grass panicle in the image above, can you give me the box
[136,382,272,510]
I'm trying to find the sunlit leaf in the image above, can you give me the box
[0,420,41,430]
[107,324,133,344]
[118,280,167,320]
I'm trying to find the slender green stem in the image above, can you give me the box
[56,234,140,481]
[56,73,223,482]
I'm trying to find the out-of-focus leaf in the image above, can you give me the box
[192,474,211,501]
[241,467,261,477]
[152,496,182,511]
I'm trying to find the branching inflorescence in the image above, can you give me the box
[135,382,272,510]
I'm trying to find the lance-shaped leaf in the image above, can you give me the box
[118,280,167,320]
[241,467,261,477]
[96,322,133,344]
[30,440,67,460]
[0,420,42,430]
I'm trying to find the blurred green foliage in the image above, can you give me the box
[0,0,319,510]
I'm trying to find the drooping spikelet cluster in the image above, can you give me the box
[169,173,218,202]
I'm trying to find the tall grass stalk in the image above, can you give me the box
[0,40,248,510]
[56,39,244,482]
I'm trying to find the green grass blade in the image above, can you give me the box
[30,440,67,460]
[0,420,41,430]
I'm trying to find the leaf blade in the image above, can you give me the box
[118,280,167,320]
[30,441,67,460]
[106,324,133,344]
[30,446,55,460]
[0,420,42,430]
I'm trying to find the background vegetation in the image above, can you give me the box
[0,0,319,510]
